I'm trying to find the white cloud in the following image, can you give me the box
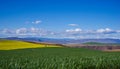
[75,28,82,32]
[68,24,78,26]
[63,28,120,39]
[2,29,14,34]
[16,28,27,35]
[15,27,54,36]
[96,28,115,34]
[66,28,82,33]
[30,27,39,33]
[1,27,120,39]
[32,20,42,24]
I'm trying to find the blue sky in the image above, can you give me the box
[0,0,120,38]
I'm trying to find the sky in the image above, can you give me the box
[0,0,120,39]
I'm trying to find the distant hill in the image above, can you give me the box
[83,42,106,45]
[4,37,120,44]
[83,42,120,46]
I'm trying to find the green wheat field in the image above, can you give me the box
[0,40,120,69]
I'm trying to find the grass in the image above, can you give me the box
[0,39,61,50]
[0,40,120,69]
[0,48,120,69]
[83,42,120,46]
[84,42,105,45]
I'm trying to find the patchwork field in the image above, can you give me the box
[65,42,120,51]
[0,40,120,69]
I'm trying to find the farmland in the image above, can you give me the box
[0,39,61,50]
[0,40,120,69]
[65,42,120,51]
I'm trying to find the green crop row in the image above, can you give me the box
[0,48,120,69]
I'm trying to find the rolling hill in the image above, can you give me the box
[0,39,61,50]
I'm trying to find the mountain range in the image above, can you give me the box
[3,37,120,44]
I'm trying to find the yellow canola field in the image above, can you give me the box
[0,40,61,50]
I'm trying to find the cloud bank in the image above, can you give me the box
[0,28,120,39]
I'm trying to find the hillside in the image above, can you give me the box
[5,37,120,44]
[0,39,61,50]
[64,42,120,51]
[83,42,120,46]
